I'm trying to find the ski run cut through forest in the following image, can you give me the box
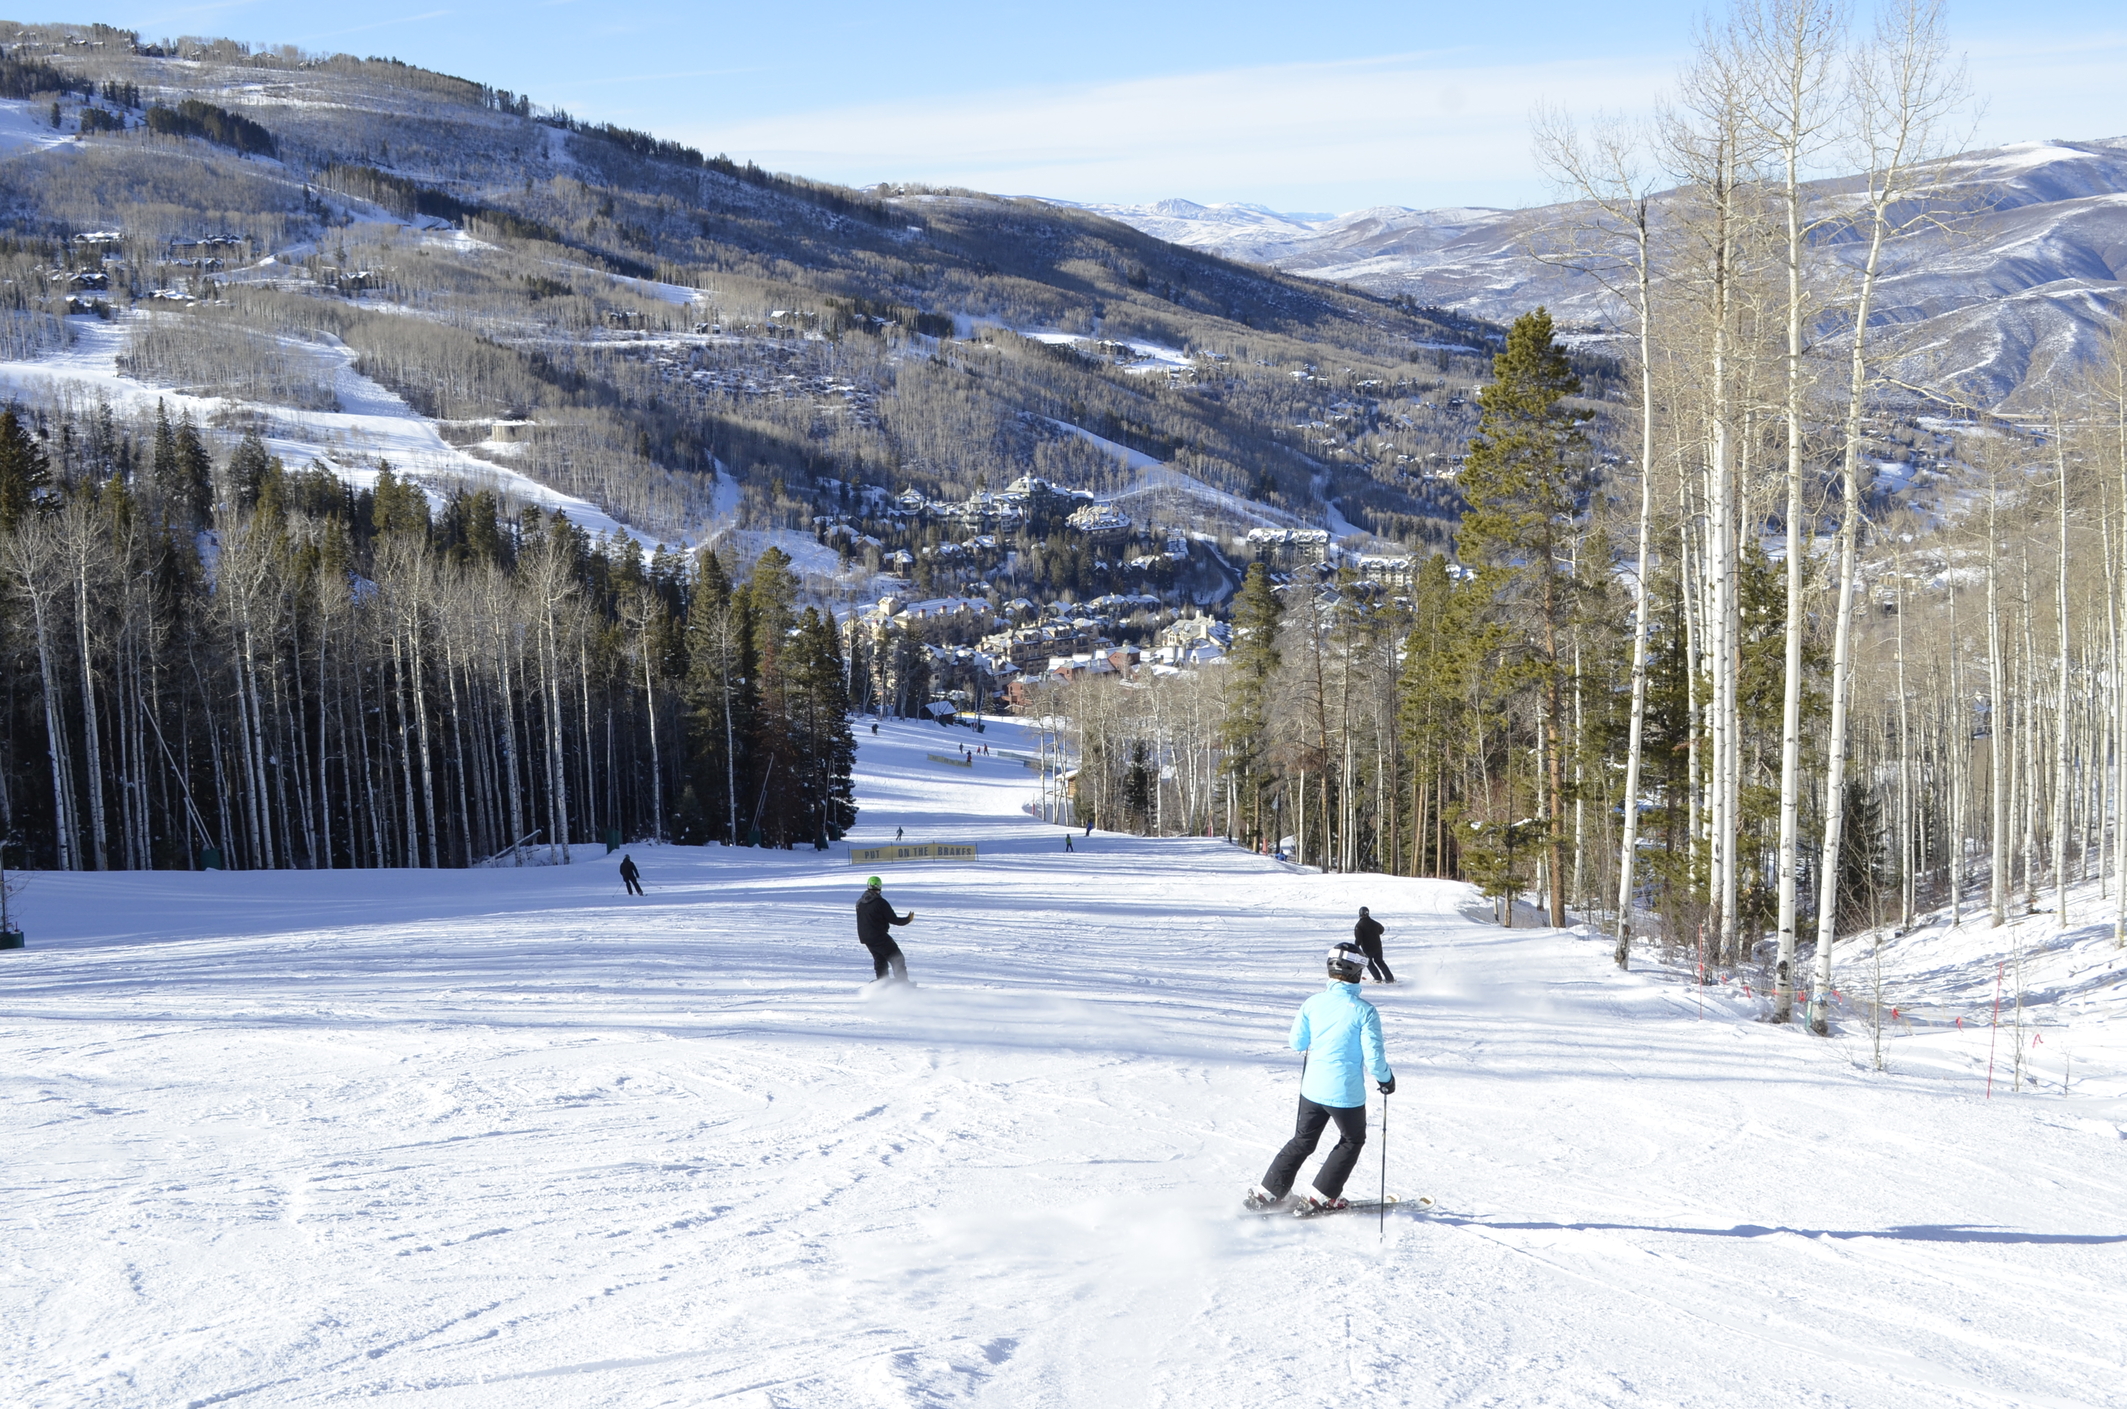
[4,718,2125,1408]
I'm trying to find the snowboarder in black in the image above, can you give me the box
[1354,906,1393,983]
[619,854,644,896]
[856,876,914,982]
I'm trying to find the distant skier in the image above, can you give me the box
[871,722,879,735]
[1084,816,1094,837]
[856,876,914,983]
[895,826,904,842]
[1064,833,1075,852]
[1354,906,1394,983]
[1245,942,1395,1214]
[618,854,644,897]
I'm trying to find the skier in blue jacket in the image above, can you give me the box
[1245,941,1395,1214]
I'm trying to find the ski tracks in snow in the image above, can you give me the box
[2,720,2125,1405]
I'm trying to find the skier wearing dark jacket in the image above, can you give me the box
[618,854,644,896]
[1353,906,1393,983]
[856,876,914,982]
[1246,942,1395,1215]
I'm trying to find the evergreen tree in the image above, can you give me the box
[1397,554,1486,877]
[169,410,212,529]
[372,464,432,539]
[226,431,276,511]
[684,549,755,844]
[1220,560,1282,845]
[1457,308,1588,926]
[0,408,48,531]
[788,607,857,844]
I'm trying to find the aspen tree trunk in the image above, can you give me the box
[2054,430,2072,927]
[1898,584,1914,925]
[392,632,420,867]
[8,535,81,870]
[317,614,333,867]
[2020,547,2040,910]
[2114,371,2127,947]
[1987,479,2008,926]
[410,616,440,869]
[496,613,526,855]
[544,616,571,863]
[443,634,474,867]
[1947,562,1962,924]
[641,616,664,841]
[579,635,597,841]
[71,525,108,869]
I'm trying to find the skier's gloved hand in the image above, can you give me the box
[1377,1076,1396,1096]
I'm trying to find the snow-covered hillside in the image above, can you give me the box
[1086,136,2127,409]
[3,720,2124,1406]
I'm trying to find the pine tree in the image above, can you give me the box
[1220,560,1282,846]
[684,549,755,844]
[169,410,212,528]
[0,409,48,531]
[1458,308,1588,927]
[789,607,857,844]
[226,431,276,511]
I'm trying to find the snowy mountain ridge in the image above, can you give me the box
[1080,136,2127,409]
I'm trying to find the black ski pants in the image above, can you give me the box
[622,874,644,896]
[1357,938,1393,983]
[863,939,908,982]
[1261,1096,1368,1200]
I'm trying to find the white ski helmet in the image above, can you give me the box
[1327,942,1366,982]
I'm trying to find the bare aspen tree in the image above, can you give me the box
[2052,422,2072,928]
[1667,35,1762,964]
[1532,110,1665,968]
[1810,0,1965,1032]
[1737,0,1845,1024]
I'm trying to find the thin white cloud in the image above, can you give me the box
[678,50,1683,208]
[668,27,2126,211]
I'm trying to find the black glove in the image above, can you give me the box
[1377,1077,1396,1096]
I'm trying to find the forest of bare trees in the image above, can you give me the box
[0,397,856,874]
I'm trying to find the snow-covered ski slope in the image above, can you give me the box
[4,721,2125,1407]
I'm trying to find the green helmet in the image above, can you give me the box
[866,876,883,889]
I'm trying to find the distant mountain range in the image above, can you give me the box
[1068,137,2127,410]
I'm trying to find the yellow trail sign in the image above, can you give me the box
[849,842,980,865]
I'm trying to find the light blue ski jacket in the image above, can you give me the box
[1291,980,1393,1109]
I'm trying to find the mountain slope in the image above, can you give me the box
[1091,138,2127,410]
[5,716,2121,1405]
[0,22,1530,574]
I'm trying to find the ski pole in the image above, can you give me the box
[1379,1092,1389,1242]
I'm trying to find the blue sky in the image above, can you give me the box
[83,1,2127,212]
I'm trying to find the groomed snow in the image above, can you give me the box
[3,720,2124,1406]
[0,315,662,549]
[0,99,78,159]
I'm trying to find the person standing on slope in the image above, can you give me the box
[856,876,915,983]
[1353,905,1394,983]
[1245,942,1395,1214]
[618,854,644,897]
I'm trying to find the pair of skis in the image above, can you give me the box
[1246,1194,1434,1220]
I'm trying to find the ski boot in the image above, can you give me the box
[1292,1187,1350,1217]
